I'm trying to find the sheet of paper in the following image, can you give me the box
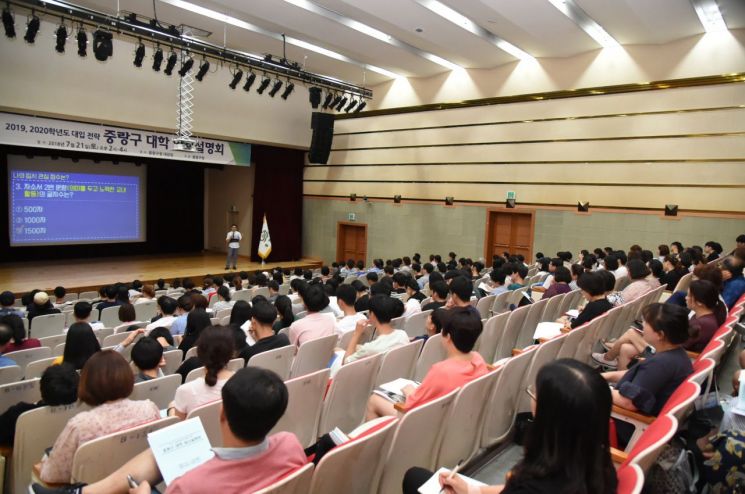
[734,372,745,415]
[565,309,580,318]
[533,322,563,340]
[418,467,486,494]
[240,320,256,346]
[148,418,215,485]
[379,378,418,395]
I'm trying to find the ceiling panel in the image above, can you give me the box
[720,0,745,29]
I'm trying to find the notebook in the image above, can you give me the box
[148,418,214,485]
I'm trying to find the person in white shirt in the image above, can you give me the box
[71,301,105,331]
[344,295,409,364]
[402,297,421,318]
[225,224,242,270]
[211,286,235,313]
[145,297,178,332]
[334,285,367,335]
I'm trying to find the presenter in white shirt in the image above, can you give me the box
[225,224,242,270]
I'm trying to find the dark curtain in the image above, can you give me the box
[250,145,304,262]
[0,145,205,262]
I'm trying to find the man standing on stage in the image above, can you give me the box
[225,224,242,270]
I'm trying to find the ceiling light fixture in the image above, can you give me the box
[55,23,67,53]
[2,7,15,38]
[92,30,113,61]
[280,82,295,100]
[355,101,367,113]
[76,26,87,57]
[546,0,621,49]
[309,86,322,108]
[690,0,728,33]
[23,12,39,43]
[268,79,283,97]
[163,51,178,75]
[335,95,348,111]
[133,41,146,67]
[322,92,334,109]
[194,59,210,80]
[228,67,243,89]
[256,75,271,94]
[242,72,256,91]
[152,46,163,70]
[345,99,357,112]
[178,55,194,76]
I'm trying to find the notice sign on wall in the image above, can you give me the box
[0,112,251,166]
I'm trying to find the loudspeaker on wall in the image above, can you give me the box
[309,112,335,164]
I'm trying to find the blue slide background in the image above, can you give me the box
[10,169,141,245]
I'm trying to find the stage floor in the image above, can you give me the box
[0,252,322,295]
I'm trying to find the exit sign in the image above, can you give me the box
[506,191,516,200]
[348,213,356,221]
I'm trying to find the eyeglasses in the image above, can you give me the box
[525,384,536,402]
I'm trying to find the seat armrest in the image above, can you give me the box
[612,404,655,424]
[611,447,628,465]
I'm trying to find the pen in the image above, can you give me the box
[439,459,464,493]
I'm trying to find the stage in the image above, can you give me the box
[0,252,322,295]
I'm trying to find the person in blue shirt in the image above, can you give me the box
[722,257,745,309]
[0,322,18,368]
[0,291,23,318]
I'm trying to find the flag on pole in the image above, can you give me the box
[258,214,272,261]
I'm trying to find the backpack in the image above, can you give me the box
[645,437,698,494]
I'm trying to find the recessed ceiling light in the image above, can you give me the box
[690,0,728,33]
[546,0,621,49]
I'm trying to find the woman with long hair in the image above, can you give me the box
[272,295,294,333]
[177,310,211,356]
[53,322,101,369]
[403,359,617,494]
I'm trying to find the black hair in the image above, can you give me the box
[1,314,26,344]
[351,280,367,293]
[73,301,93,320]
[131,337,164,371]
[577,272,605,297]
[627,259,650,280]
[252,301,278,325]
[737,234,745,243]
[184,310,212,340]
[229,300,252,327]
[370,282,392,298]
[603,255,619,271]
[688,280,726,326]
[441,307,482,353]
[217,285,231,302]
[0,291,14,307]
[105,285,118,299]
[221,367,288,442]
[642,303,690,345]
[648,259,664,280]
[197,326,234,386]
[40,363,79,406]
[149,327,174,347]
[159,297,178,315]
[430,280,449,300]
[489,269,507,285]
[301,283,329,312]
[429,308,451,334]
[509,359,616,494]
[449,276,472,303]
[177,294,194,312]
[640,250,653,263]
[336,284,357,307]
[597,270,616,293]
[0,323,12,347]
[274,295,295,327]
[63,322,101,370]
[405,278,420,292]
[366,272,379,283]
[429,272,444,284]
[54,286,66,299]
[553,266,572,284]
[368,295,401,324]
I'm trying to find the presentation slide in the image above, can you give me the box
[8,155,146,246]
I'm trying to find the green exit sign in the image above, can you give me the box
[506,191,516,200]
[348,213,356,221]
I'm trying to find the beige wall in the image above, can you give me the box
[205,165,255,257]
[0,19,313,148]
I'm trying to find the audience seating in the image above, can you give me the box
[53,343,65,357]
[289,334,337,379]
[402,310,431,339]
[338,326,372,350]
[254,462,314,494]
[184,366,206,384]
[227,357,244,372]
[25,357,58,380]
[475,295,495,319]
[616,463,644,494]
[476,312,510,364]
[184,346,198,360]
[29,314,65,339]
[375,339,423,386]
[77,291,99,301]
[99,306,121,329]
[37,334,66,350]
[513,298,549,349]
[490,290,511,315]
[494,305,530,360]
[4,348,51,379]
[0,378,40,414]
[0,365,23,386]
[186,400,222,446]
[246,345,295,381]
[271,369,330,448]
[414,333,447,382]
[162,349,183,375]
[613,415,679,473]
[133,301,157,321]
[672,273,693,294]
[130,374,181,410]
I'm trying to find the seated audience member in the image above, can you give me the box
[484,268,508,296]
[334,285,366,335]
[506,265,528,290]
[53,322,101,369]
[171,326,235,419]
[721,258,745,309]
[240,301,290,363]
[704,241,723,262]
[34,368,306,494]
[211,286,234,313]
[617,259,656,305]
[602,303,692,420]
[113,303,138,332]
[272,295,295,333]
[402,288,423,319]
[131,338,165,383]
[0,322,17,367]
[115,286,130,306]
[228,300,252,330]
[417,263,434,289]
[94,286,119,314]
[72,302,104,331]
[614,251,629,279]
[169,294,194,337]
[145,297,178,332]
[288,284,335,347]
[156,279,166,291]
[416,308,450,342]
[422,281,449,312]
[406,278,426,303]
[648,259,665,286]
[0,291,22,317]
[661,256,688,291]
[541,266,571,300]
[149,327,176,351]
[447,276,478,313]
[403,359,616,494]
[266,281,280,303]
[569,264,584,290]
[134,284,156,305]
[177,310,212,358]
[665,263,723,309]
[344,296,408,364]
[0,363,78,447]
[2,313,41,352]
[38,351,160,483]
[352,280,370,312]
[560,272,612,330]
[366,306,487,419]
[128,280,143,300]
[52,286,67,307]
[27,292,61,322]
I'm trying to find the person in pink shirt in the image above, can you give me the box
[365,306,489,420]
[288,283,336,347]
[33,367,308,494]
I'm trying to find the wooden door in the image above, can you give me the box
[484,211,534,261]
[336,222,367,263]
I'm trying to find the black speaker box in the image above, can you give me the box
[309,112,335,164]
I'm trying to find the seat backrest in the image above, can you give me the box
[186,400,223,446]
[309,417,398,494]
[29,313,66,339]
[13,402,88,494]
[130,374,182,410]
[78,290,99,301]
[162,349,183,375]
[99,305,122,329]
[0,377,40,414]
[227,357,244,372]
[476,312,510,364]
[134,300,158,321]
[290,333,338,379]
[271,368,330,448]
[402,310,432,339]
[616,463,644,494]
[253,287,270,299]
[614,276,631,291]
[255,462,315,494]
[185,366,207,383]
[4,347,52,378]
[688,357,715,387]
[660,380,700,424]
[476,295,496,319]
[53,342,66,357]
[558,289,582,316]
[339,325,373,350]
[24,356,58,380]
[516,334,566,414]
[38,334,66,349]
[318,353,383,436]
[593,305,624,346]
[414,333,447,382]
[699,338,726,366]
[514,298,549,349]
[390,315,407,330]
[555,325,586,360]
[246,345,295,381]
[673,273,693,294]
[102,331,133,348]
[376,340,424,386]
[96,327,115,341]
[480,347,536,448]
[494,305,530,360]
[437,369,501,467]
[215,308,232,320]
[185,346,198,360]
[0,365,22,386]
[377,389,459,494]
[574,313,607,364]
[71,417,179,484]
[624,415,678,473]
[508,286,530,307]
[539,291,565,322]
[491,290,512,314]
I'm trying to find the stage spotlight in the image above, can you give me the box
[335,95,348,111]
[2,7,15,38]
[195,59,209,81]
[256,76,271,94]
[664,204,678,217]
[506,198,516,208]
[309,87,322,108]
[242,72,256,91]
[445,196,454,206]
[54,24,67,53]
[345,99,357,113]
[92,30,113,61]
[24,13,39,43]
[133,41,146,67]
[163,51,178,75]
[355,101,367,113]
[281,82,294,100]
[178,55,194,77]
[268,79,283,97]
[330,94,342,108]
[349,193,357,201]
[322,92,334,109]
[76,27,87,57]
[228,68,243,89]
[577,201,590,212]
[393,195,402,204]
[152,46,163,71]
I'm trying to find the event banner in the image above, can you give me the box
[0,112,251,166]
